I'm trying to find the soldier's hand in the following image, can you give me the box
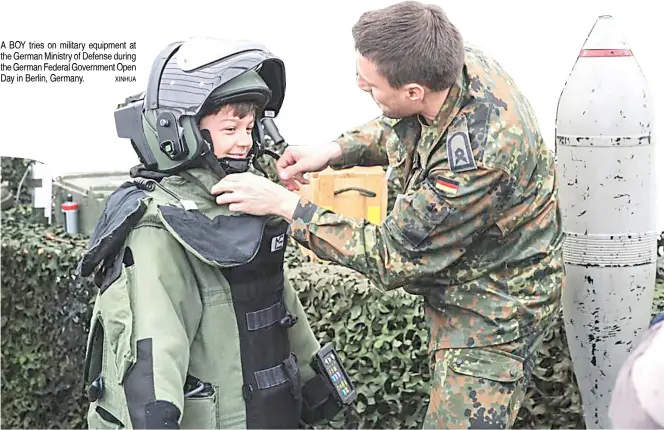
[211,172,301,220]
[277,143,343,191]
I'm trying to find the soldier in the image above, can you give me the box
[77,38,352,429]
[211,1,564,428]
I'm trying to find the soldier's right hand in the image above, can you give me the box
[277,142,343,191]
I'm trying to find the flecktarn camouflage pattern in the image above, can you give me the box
[289,45,564,428]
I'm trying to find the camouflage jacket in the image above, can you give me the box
[289,46,564,350]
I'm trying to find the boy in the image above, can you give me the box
[78,38,351,429]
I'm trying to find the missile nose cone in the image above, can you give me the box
[556,13,651,136]
[580,15,632,56]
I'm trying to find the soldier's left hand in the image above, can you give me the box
[211,172,301,220]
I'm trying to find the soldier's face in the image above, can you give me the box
[355,53,419,119]
[199,106,255,159]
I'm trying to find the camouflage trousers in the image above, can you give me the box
[423,329,546,429]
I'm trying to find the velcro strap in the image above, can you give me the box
[246,300,287,331]
[255,364,288,389]
[300,374,342,425]
[283,353,302,400]
[302,374,332,409]
[254,354,297,390]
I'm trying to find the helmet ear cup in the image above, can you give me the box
[156,111,188,160]
[199,128,213,152]
[180,115,209,158]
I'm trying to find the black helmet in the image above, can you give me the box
[114,37,286,177]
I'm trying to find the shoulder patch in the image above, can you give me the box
[447,130,477,172]
[77,183,150,278]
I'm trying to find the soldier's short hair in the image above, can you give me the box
[352,1,465,91]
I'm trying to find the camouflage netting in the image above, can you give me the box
[1,156,36,206]
[2,154,664,429]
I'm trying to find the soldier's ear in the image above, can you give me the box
[404,83,425,102]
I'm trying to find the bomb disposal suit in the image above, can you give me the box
[78,38,354,429]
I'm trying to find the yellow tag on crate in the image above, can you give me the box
[367,206,381,225]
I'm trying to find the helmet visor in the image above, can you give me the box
[148,37,285,116]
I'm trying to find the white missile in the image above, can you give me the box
[555,15,658,429]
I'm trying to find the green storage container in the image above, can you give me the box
[52,171,133,237]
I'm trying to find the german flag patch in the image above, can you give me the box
[434,176,459,195]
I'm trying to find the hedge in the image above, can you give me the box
[1,206,96,429]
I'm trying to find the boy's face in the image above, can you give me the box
[199,105,255,159]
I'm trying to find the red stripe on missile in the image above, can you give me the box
[579,49,633,57]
